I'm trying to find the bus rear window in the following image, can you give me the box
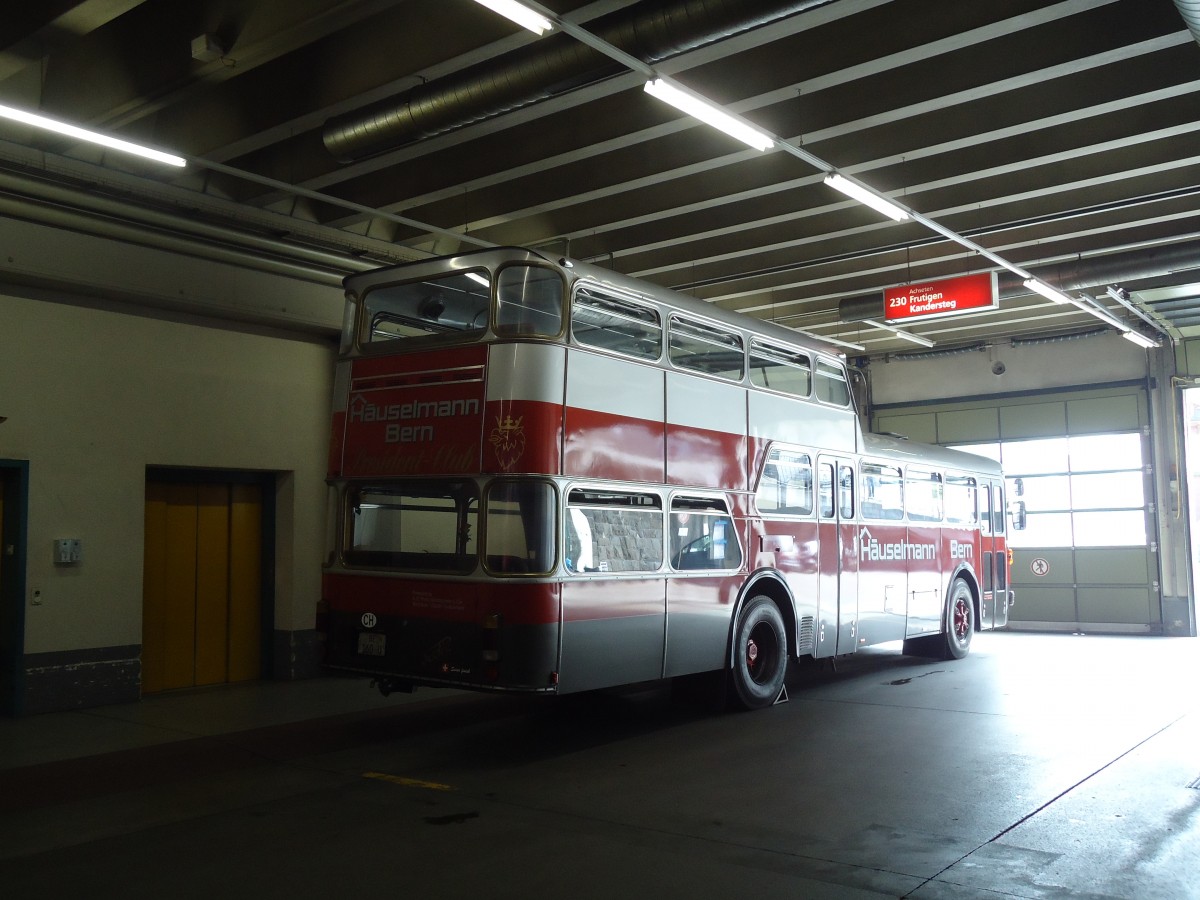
[572,287,662,360]
[361,270,490,343]
[345,481,478,572]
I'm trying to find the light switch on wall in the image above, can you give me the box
[54,539,82,565]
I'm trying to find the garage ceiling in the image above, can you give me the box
[2,0,1200,355]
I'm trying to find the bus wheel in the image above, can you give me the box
[729,596,787,711]
[943,580,975,660]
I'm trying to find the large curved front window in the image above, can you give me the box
[495,265,563,336]
[361,271,491,343]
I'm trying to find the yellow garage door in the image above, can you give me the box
[142,481,263,694]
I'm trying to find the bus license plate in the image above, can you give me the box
[357,633,386,656]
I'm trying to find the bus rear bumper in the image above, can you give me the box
[319,608,560,694]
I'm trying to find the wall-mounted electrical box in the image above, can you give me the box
[54,539,82,565]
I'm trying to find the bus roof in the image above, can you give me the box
[861,430,1002,476]
[344,246,852,363]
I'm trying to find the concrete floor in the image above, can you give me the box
[0,632,1197,899]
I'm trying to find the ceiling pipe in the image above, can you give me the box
[995,239,1200,299]
[1173,0,1200,45]
[322,0,833,162]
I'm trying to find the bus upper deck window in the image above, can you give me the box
[361,271,490,344]
[572,287,662,361]
[814,360,851,407]
[669,316,745,381]
[495,265,564,337]
[749,341,811,398]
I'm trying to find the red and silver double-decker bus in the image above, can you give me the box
[319,248,1016,710]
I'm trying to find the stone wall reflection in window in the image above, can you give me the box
[565,490,663,573]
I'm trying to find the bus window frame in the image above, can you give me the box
[813,358,852,408]
[356,267,493,352]
[749,340,812,399]
[668,314,746,382]
[481,477,559,577]
[570,284,663,363]
[564,486,665,576]
[342,479,480,574]
[754,445,816,519]
[668,492,743,572]
[493,262,567,339]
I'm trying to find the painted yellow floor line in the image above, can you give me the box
[362,771,454,791]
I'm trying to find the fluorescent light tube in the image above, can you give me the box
[1023,278,1072,305]
[861,319,934,348]
[1122,330,1159,349]
[644,78,774,152]
[823,174,908,221]
[0,103,185,167]
[472,0,552,35]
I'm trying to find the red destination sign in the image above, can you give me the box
[884,272,998,323]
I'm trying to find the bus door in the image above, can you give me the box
[857,462,907,647]
[904,467,944,639]
[817,457,859,656]
[978,480,1009,628]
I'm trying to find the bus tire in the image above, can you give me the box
[729,596,788,711]
[943,579,975,660]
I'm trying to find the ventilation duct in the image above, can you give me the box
[323,0,834,162]
[996,238,1200,298]
[1173,0,1200,45]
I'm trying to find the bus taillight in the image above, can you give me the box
[1007,547,1014,567]
[482,613,502,662]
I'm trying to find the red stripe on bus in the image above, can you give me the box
[322,574,560,625]
[564,406,667,483]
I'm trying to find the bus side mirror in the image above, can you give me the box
[1010,500,1027,531]
[1010,477,1024,497]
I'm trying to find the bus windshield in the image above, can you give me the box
[360,263,563,345]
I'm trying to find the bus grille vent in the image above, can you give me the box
[798,616,815,654]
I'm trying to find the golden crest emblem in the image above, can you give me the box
[489,414,526,471]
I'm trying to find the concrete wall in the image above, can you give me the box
[0,293,335,711]
[867,331,1147,406]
